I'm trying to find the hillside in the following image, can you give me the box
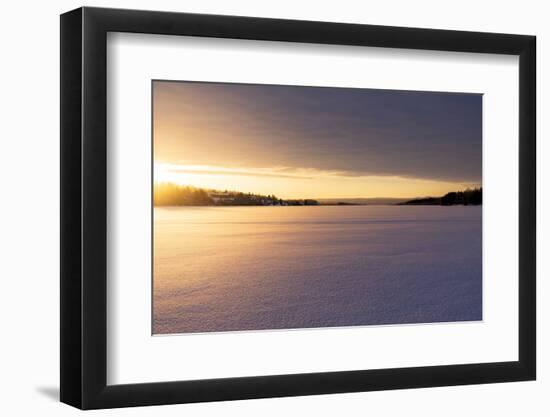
[400,188,482,206]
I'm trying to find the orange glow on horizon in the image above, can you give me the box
[153,162,480,200]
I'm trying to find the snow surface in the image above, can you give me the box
[153,206,482,334]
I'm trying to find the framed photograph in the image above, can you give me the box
[60,7,536,409]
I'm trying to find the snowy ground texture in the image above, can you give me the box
[153,206,482,334]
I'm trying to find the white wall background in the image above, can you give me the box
[0,0,545,415]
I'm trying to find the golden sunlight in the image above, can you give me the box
[153,162,478,199]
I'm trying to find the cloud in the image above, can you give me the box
[160,164,318,179]
[158,163,481,185]
[154,81,482,183]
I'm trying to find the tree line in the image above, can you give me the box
[154,183,213,206]
[153,183,319,206]
[400,187,482,206]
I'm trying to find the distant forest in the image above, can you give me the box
[154,183,482,207]
[400,188,482,206]
[154,183,213,206]
[153,183,319,207]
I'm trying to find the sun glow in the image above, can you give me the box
[153,162,479,200]
[154,163,182,184]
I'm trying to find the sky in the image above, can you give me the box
[153,81,482,199]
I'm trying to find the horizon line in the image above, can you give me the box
[153,181,482,201]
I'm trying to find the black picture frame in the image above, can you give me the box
[60,6,536,410]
